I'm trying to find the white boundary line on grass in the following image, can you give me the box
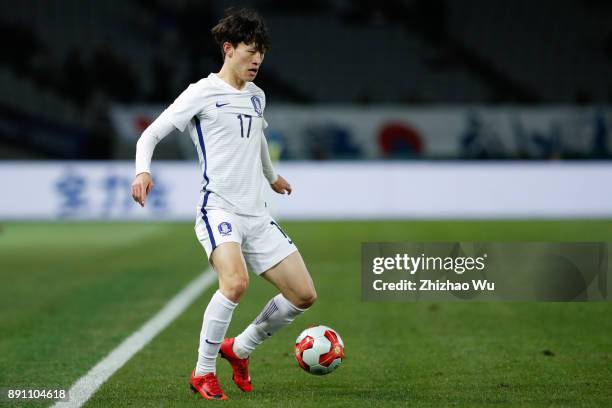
[53,268,216,408]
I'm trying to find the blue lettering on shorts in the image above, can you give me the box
[218,222,232,236]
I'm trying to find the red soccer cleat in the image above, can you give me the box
[189,370,228,400]
[219,338,252,392]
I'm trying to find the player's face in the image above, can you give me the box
[228,42,264,82]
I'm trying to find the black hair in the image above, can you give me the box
[211,8,270,59]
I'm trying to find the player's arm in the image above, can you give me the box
[132,112,175,206]
[261,133,292,195]
[132,82,204,207]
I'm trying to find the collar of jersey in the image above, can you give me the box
[209,73,250,93]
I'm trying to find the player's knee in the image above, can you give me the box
[296,288,317,309]
[222,275,249,302]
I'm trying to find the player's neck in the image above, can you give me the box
[217,66,246,91]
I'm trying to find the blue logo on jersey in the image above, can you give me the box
[218,222,232,236]
[216,102,230,107]
[251,96,262,117]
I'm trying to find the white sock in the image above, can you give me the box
[233,294,305,359]
[195,290,237,376]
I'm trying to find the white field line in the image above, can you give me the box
[52,269,216,408]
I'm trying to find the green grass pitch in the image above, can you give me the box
[1,221,611,407]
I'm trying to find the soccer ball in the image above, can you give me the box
[294,325,344,375]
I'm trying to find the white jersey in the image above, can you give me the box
[164,73,269,216]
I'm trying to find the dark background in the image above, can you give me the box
[0,0,611,159]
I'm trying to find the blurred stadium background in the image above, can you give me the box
[1,1,611,407]
[1,0,611,162]
[1,0,611,220]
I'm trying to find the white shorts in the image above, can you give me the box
[194,208,298,275]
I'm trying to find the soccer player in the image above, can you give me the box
[131,8,316,401]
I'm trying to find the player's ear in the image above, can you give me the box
[223,42,234,58]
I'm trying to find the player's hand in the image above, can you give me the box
[271,175,292,195]
[131,172,154,207]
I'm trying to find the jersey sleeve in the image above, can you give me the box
[261,90,269,129]
[164,82,205,132]
[134,111,176,175]
[260,132,278,183]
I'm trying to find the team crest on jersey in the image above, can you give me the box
[218,222,232,236]
[251,96,263,117]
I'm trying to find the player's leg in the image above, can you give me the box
[212,242,250,303]
[191,211,246,399]
[219,217,313,392]
[232,251,316,358]
[261,250,316,308]
[219,250,315,392]
[196,243,248,369]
